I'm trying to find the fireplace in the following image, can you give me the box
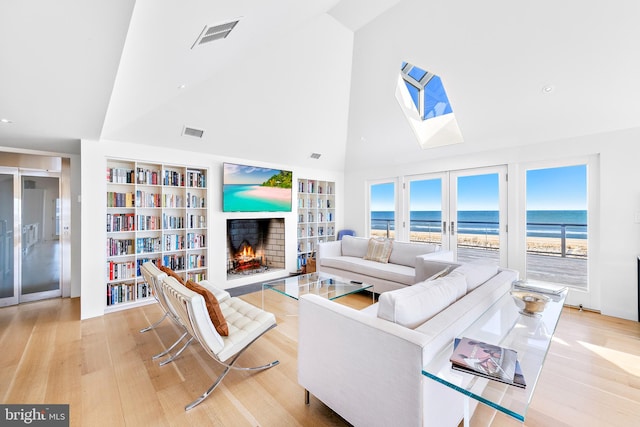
[227,218,285,278]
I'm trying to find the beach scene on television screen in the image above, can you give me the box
[223,163,292,212]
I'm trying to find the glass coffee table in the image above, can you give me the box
[261,272,373,308]
[422,287,568,426]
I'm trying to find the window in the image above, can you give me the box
[525,164,588,289]
[369,181,396,239]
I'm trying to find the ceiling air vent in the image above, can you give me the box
[182,126,204,138]
[191,19,240,49]
[310,153,322,159]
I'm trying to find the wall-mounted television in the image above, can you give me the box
[223,162,293,212]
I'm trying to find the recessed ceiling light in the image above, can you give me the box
[178,84,186,90]
[542,85,554,94]
[310,153,322,159]
[0,118,13,124]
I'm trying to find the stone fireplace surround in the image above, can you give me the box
[226,218,285,279]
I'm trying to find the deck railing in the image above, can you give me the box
[371,218,587,258]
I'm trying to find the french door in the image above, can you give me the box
[403,166,507,265]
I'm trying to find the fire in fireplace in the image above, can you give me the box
[229,239,265,274]
[227,218,285,277]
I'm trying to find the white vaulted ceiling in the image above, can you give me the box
[1,0,639,171]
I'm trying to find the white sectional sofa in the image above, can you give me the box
[298,261,519,427]
[317,236,454,294]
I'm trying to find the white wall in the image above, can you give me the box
[343,127,640,321]
[103,13,354,173]
[70,154,81,298]
[80,139,344,319]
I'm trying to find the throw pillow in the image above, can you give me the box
[428,275,468,300]
[425,266,453,282]
[417,260,460,282]
[159,265,185,285]
[185,279,229,336]
[448,261,498,292]
[341,235,370,257]
[388,241,438,267]
[363,237,393,263]
[377,280,458,328]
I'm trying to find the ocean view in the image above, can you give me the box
[371,210,587,239]
[223,184,292,212]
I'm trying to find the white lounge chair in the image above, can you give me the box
[138,261,169,333]
[139,261,195,365]
[161,275,279,410]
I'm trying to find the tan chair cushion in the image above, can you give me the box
[159,265,185,285]
[185,279,229,336]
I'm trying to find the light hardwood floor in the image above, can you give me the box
[0,291,638,426]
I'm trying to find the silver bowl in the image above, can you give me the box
[510,290,550,316]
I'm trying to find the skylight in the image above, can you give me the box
[396,62,463,149]
[400,62,453,121]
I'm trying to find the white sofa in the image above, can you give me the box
[317,236,454,294]
[298,261,519,427]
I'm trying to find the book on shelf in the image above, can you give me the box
[106,260,136,281]
[186,169,206,188]
[107,167,134,184]
[450,337,526,389]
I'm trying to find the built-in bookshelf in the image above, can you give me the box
[105,159,208,312]
[296,178,336,271]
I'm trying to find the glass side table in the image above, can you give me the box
[422,287,568,426]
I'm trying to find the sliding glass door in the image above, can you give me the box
[20,174,61,302]
[0,169,18,306]
[0,168,61,306]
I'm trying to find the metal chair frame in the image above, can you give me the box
[139,262,194,365]
[161,276,279,411]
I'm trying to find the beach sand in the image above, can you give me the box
[245,186,291,200]
[371,230,588,257]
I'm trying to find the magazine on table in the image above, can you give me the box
[450,337,526,389]
[512,280,567,296]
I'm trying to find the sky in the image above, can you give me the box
[223,163,286,185]
[371,164,587,211]
[526,165,587,210]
